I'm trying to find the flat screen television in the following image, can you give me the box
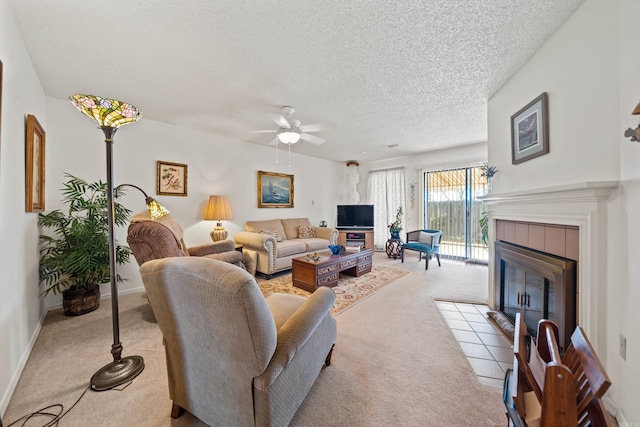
[336,204,374,229]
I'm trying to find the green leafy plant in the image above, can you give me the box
[479,211,489,246]
[38,174,132,295]
[388,206,403,231]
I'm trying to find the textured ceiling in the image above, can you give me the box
[8,0,584,163]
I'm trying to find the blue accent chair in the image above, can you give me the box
[400,229,442,269]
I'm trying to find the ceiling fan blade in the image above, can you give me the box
[269,113,291,128]
[299,123,334,133]
[300,133,325,145]
[249,129,277,134]
[268,137,280,146]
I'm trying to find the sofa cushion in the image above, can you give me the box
[245,219,286,236]
[277,239,307,257]
[260,229,285,242]
[298,225,316,238]
[301,238,331,252]
[281,218,312,240]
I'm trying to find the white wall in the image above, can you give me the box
[44,96,343,301]
[0,0,47,415]
[488,0,639,423]
[616,0,640,424]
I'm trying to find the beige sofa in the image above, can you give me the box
[234,218,338,278]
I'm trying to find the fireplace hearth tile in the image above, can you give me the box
[445,318,474,331]
[476,332,512,348]
[451,329,483,344]
[436,301,514,387]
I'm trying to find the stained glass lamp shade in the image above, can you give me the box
[69,94,141,129]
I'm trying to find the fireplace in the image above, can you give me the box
[482,181,617,358]
[494,240,577,350]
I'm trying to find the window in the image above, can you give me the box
[424,166,488,262]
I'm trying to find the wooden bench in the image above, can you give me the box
[503,313,612,426]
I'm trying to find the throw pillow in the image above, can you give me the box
[260,229,284,242]
[298,225,316,238]
[418,231,439,245]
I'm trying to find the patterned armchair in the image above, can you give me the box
[126,211,244,268]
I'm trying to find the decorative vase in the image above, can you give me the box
[390,229,401,239]
[487,177,493,194]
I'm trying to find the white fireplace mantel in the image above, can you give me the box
[480,181,618,205]
[481,180,618,359]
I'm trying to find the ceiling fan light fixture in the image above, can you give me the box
[277,129,301,144]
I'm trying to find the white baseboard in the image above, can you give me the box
[0,309,47,420]
[45,285,146,311]
[604,394,630,427]
[615,409,630,427]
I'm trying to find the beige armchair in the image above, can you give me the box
[126,211,243,268]
[140,257,337,427]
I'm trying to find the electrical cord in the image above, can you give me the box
[4,385,90,427]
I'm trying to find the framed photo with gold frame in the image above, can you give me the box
[257,170,294,208]
[26,114,46,212]
[157,160,188,196]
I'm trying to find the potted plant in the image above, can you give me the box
[38,173,132,316]
[480,162,498,193]
[388,206,403,239]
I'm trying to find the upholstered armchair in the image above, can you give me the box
[140,257,337,427]
[401,229,442,269]
[126,211,244,268]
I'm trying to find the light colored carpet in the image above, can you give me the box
[257,265,410,315]
[3,253,506,426]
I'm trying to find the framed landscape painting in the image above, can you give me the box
[25,114,46,212]
[257,170,294,208]
[511,92,549,165]
[157,161,188,196]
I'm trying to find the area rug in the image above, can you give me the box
[256,265,410,315]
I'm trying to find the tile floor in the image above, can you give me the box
[435,300,514,388]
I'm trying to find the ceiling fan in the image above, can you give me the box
[253,106,332,146]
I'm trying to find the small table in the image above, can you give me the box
[291,249,373,292]
[386,239,403,259]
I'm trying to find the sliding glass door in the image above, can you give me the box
[424,166,488,262]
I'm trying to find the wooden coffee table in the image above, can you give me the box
[291,248,372,292]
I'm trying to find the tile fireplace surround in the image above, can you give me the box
[481,181,618,359]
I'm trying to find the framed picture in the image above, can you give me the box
[25,114,46,212]
[511,92,549,165]
[157,161,188,196]
[257,170,294,208]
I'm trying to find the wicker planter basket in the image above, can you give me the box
[62,283,100,316]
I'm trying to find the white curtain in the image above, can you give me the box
[367,167,406,250]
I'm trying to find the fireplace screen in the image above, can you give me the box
[494,241,576,349]
[502,262,554,337]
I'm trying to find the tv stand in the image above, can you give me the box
[337,229,374,251]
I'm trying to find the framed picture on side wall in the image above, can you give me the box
[25,114,46,212]
[511,92,549,164]
[257,170,294,208]
[157,160,188,196]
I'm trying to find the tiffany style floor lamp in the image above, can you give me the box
[68,94,147,391]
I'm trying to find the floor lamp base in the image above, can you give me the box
[90,355,145,391]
